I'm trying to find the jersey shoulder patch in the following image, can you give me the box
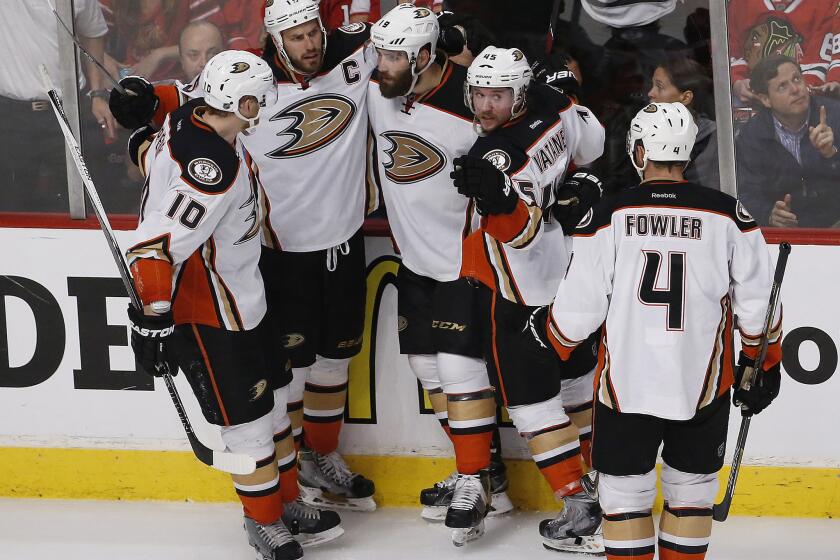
[420,59,474,122]
[166,100,239,195]
[322,22,371,71]
[469,132,527,175]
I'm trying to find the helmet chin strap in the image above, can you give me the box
[405,54,434,97]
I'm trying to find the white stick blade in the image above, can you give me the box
[212,451,257,476]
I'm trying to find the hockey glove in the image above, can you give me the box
[451,155,519,215]
[127,304,178,377]
[530,55,581,102]
[109,76,159,130]
[553,169,603,232]
[733,351,781,416]
[521,306,555,363]
[127,124,156,167]
[436,12,495,56]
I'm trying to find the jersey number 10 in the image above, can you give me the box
[638,250,686,331]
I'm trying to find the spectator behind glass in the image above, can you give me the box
[0,0,113,212]
[648,56,719,190]
[179,21,225,83]
[728,0,838,105]
[736,55,840,228]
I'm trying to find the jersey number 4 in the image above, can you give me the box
[638,250,685,331]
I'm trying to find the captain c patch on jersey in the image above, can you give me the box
[380,130,447,184]
[266,94,356,159]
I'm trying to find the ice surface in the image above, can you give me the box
[0,499,836,560]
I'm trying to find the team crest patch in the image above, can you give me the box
[512,49,524,61]
[413,7,431,17]
[267,94,356,159]
[283,333,306,349]
[231,62,250,74]
[483,149,511,172]
[643,103,658,113]
[340,22,366,34]
[188,158,222,185]
[380,131,446,184]
[249,379,268,402]
[736,200,754,223]
[397,315,408,332]
[265,0,273,6]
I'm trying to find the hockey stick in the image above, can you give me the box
[39,65,255,476]
[45,0,132,95]
[713,241,791,522]
[545,0,564,54]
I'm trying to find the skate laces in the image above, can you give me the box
[449,475,482,511]
[257,520,295,547]
[288,498,320,520]
[435,472,458,490]
[316,450,354,486]
[326,241,351,272]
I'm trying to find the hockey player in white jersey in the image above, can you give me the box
[528,102,783,560]
[125,51,343,560]
[367,5,514,545]
[112,0,379,511]
[452,46,606,554]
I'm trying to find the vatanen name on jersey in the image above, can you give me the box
[625,214,703,239]
[533,128,567,173]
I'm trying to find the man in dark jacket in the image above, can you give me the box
[736,55,840,228]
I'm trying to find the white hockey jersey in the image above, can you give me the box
[127,100,266,331]
[367,57,479,281]
[546,181,783,420]
[462,90,604,306]
[581,0,677,28]
[151,24,378,253]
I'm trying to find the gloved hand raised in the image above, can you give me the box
[109,76,159,130]
[451,155,519,215]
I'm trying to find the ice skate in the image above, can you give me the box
[281,497,344,547]
[297,448,376,512]
[444,471,491,547]
[420,460,512,521]
[243,515,303,560]
[539,473,605,555]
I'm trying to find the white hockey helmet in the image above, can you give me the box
[626,102,698,178]
[465,46,532,120]
[264,0,326,75]
[201,50,277,131]
[371,4,439,93]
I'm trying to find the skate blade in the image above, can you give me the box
[541,534,606,556]
[295,525,345,548]
[451,520,485,547]
[488,490,513,517]
[298,485,377,512]
[420,505,447,522]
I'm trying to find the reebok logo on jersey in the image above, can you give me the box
[266,95,356,159]
[188,158,223,186]
[380,131,447,184]
[651,192,677,199]
[249,379,268,402]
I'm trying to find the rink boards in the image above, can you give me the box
[1,228,839,516]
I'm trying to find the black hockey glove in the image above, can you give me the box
[553,169,603,232]
[732,351,781,416]
[436,12,495,56]
[521,306,555,363]
[109,76,159,130]
[451,155,519,216]
[530,55,581,101]
[127,304,178,378]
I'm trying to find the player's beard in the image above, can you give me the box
[289,48,323,75]
[379,67,414,99]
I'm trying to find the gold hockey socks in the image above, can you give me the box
[274,425,299,504]
[525,421,584,496]
[603,511,656,560]
[567,400,594,469]
[447,389,496,474]
[232,454,284,524]
[303,381,347,454]
[658,503,712,560]
[428,387,452,438]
